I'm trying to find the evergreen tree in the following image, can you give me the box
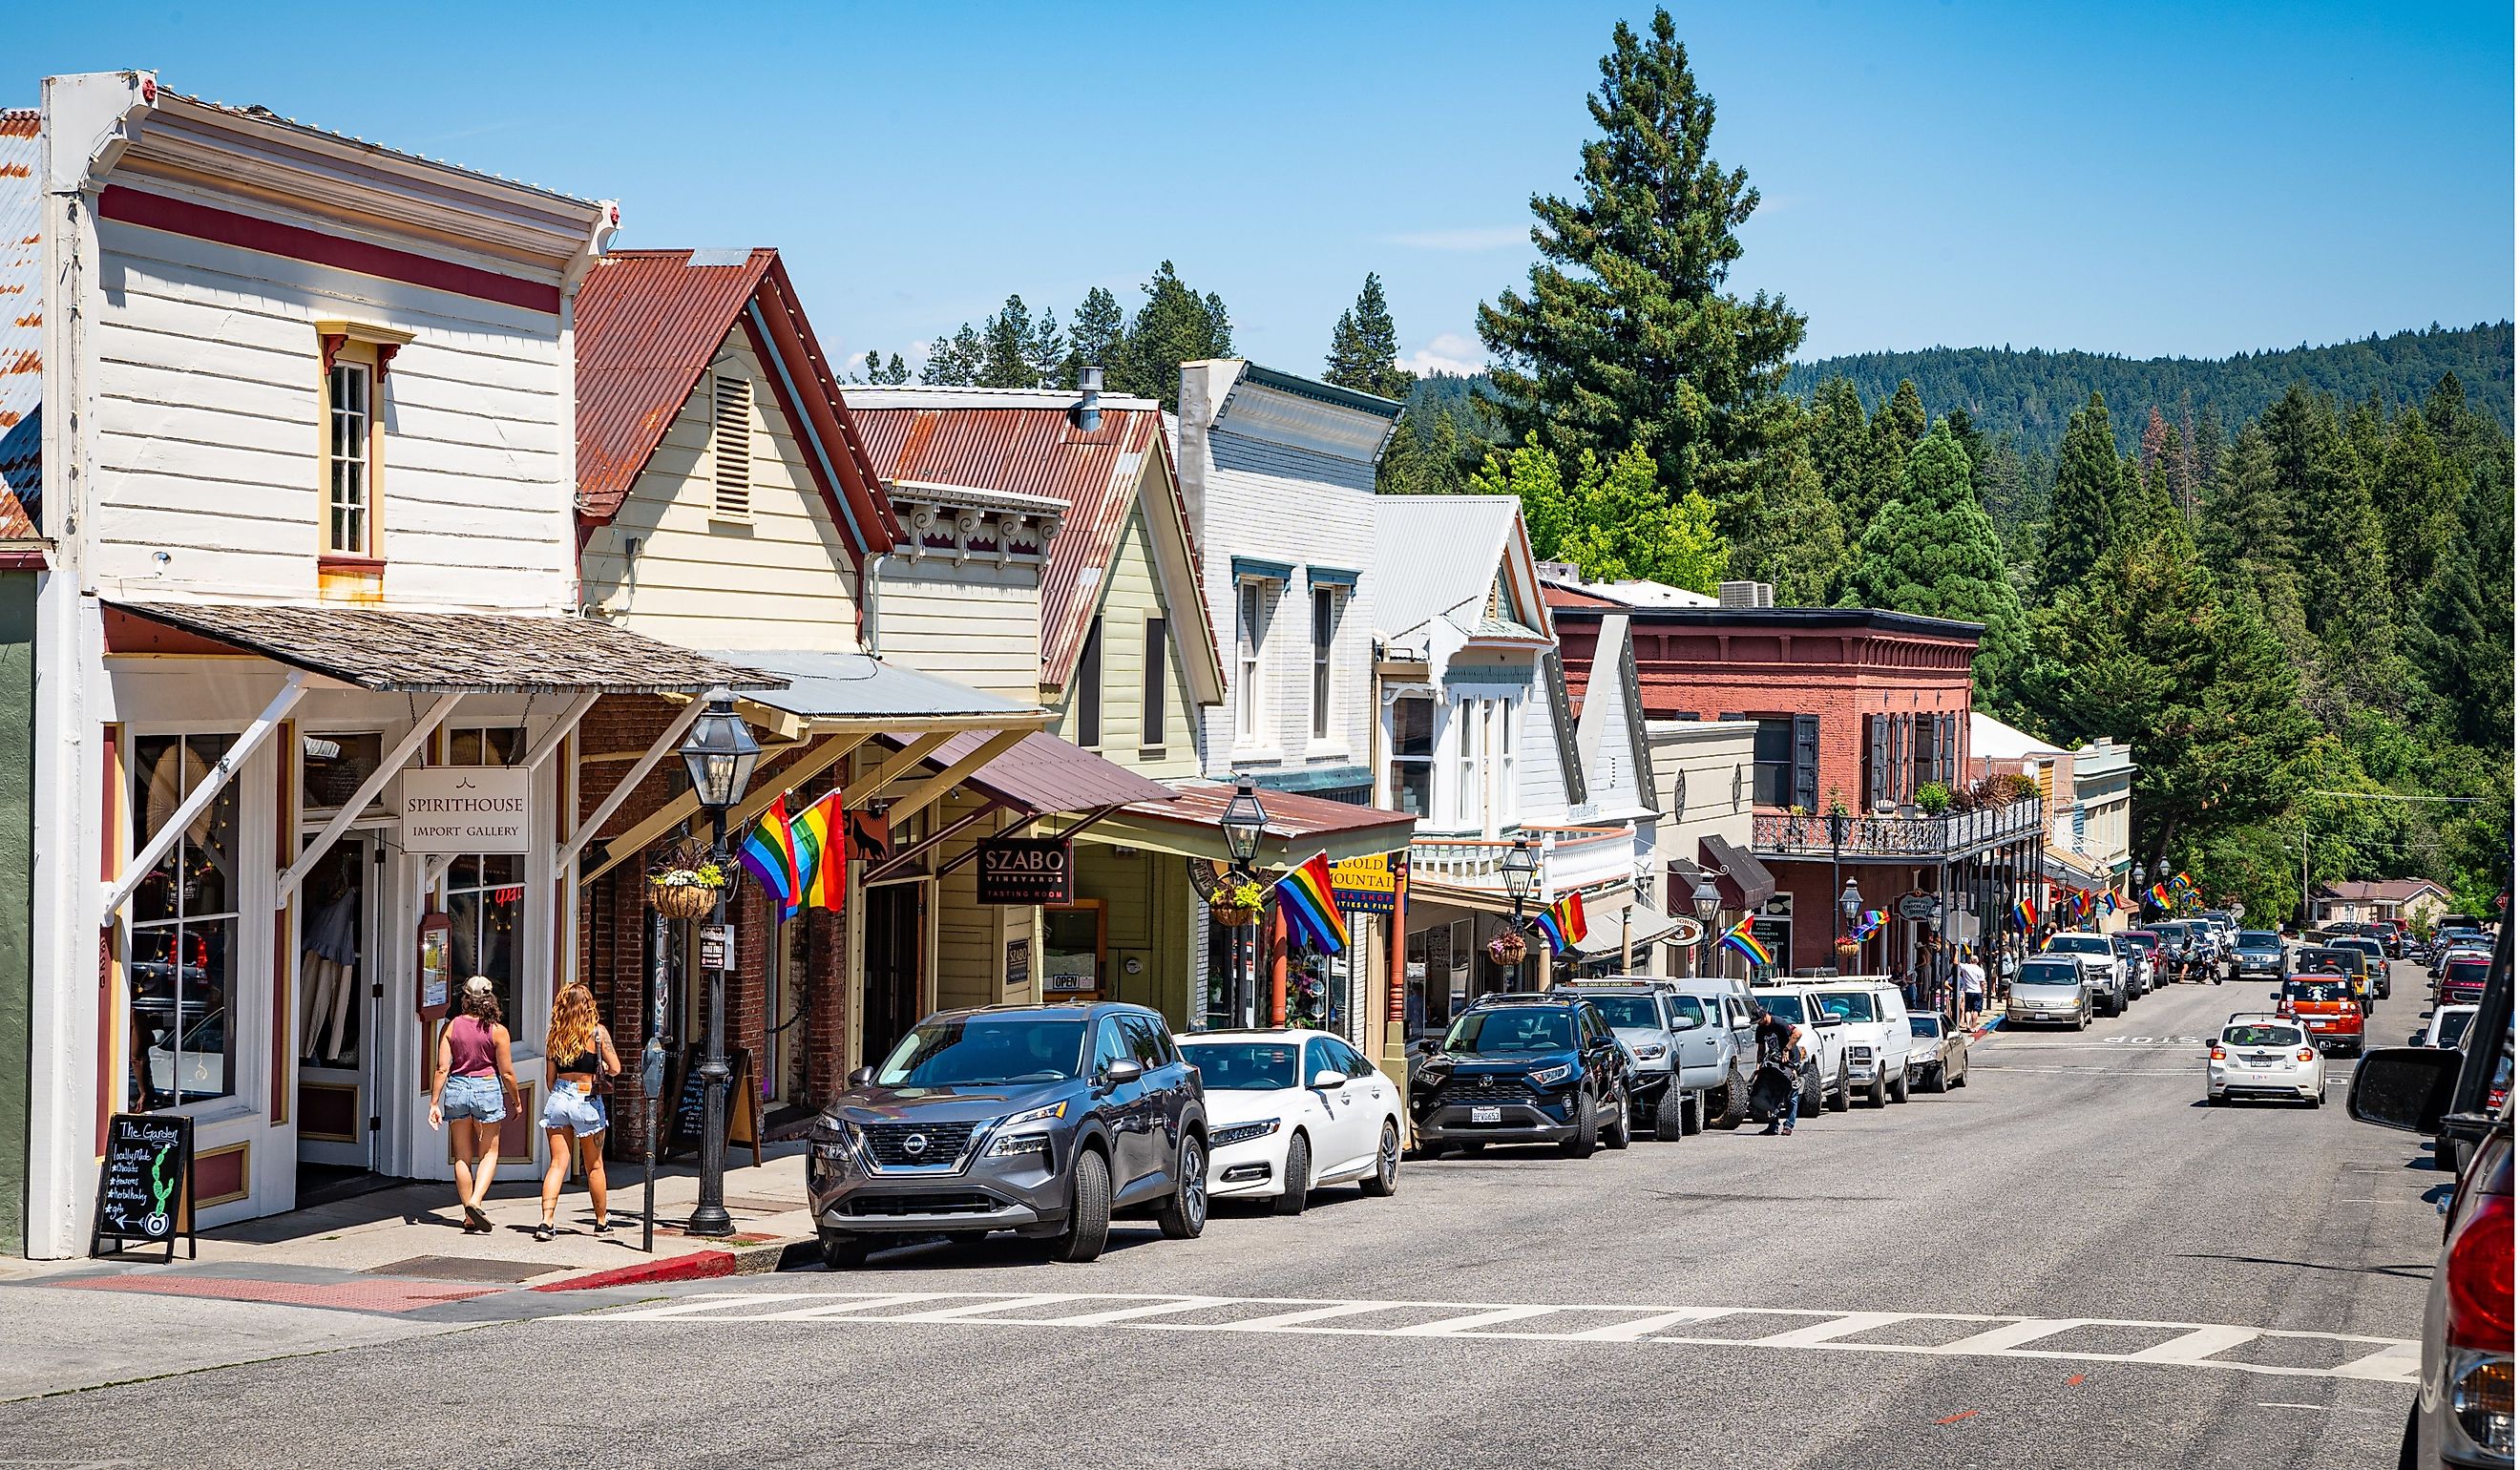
[2376,407,2459,602]
[1879,380,1927,453]
[1063,285,1126,386]
[1727,437,1846,606]
[2038,392,2122,597]
[858,350,910,386]
[1377,405,1483,496]
[1806,376,1876,528]
[2196,423,2303,637]
[1116,261,1233,410]
[1838,423,2029,695]
[1024,306,1067,389]
[920,324,984,386]
[2409,464,2516,750]
[1475,8,1806,508]
[978,295,1040,388]
[1324,272,1416,400]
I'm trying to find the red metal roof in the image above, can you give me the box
[875,728,1174,814]
[574,249,898,566]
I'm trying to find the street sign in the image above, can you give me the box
[699,923,733,972]
[976,836,1073,904]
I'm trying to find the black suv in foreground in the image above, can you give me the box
[806,1002,1207,1267]
[1411,993,1633,1158]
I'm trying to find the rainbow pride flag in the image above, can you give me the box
[2099,890,2120,916]
[1850,908,1883,942]
[737,794,802,921]
[2011,896,2038,931]
[2150,882,2174,912]
[790,790,847,914]
[1718,916,1772,967]
[1533,892,1588,955]
[1273,851,1348,956]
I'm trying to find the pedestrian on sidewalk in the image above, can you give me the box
[536,982,620,1241]
[428,976,517,1233]
[1959,951,1986,1022]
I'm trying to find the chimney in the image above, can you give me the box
[1071,364,1102,434]
[1717,579,1774,608]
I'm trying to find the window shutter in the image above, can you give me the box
[1939,713,1957,785]
[1866,714,1888,808]
[1791,712,1819,812]
[712,374,752,517]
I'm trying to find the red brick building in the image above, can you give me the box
[1556,606,2045,998]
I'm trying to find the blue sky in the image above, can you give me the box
[17,2,2513,379]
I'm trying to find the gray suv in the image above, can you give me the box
[1560,978,1756,1138]
[806,1002,1208,1267]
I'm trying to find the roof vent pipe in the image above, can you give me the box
[1073,364,1102,433]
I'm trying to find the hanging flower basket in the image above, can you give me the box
[1210,877,1266,927]
[1835,939,1861,959]
[648,849,729,920]
[1211,903,1260,928]
[1487,931,1529,966]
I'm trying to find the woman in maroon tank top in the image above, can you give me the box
[429,977,517,1232]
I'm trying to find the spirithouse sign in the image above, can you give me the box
[401,767,532,853]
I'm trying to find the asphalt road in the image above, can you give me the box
[3,961,2451,1470]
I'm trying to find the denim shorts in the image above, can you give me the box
[441,1074,507,1124]
[541,1081,607,1136]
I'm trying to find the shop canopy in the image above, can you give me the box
[1093,780,1418,869]
[713,649,1050,737]
[2042,847,2113,890]
[1696,833,1777,910]
[1569,890,1689,959]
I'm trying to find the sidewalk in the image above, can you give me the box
[6,1142,821,1298]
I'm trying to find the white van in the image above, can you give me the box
[1805,977,1915,1106]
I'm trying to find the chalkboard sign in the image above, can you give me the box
[92,1113,195,1261]
[660,1044,760,1167]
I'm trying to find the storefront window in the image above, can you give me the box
[444,728,523,1018]
[129,733,242,1109]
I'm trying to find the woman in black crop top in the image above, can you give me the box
[536,982,620,1241]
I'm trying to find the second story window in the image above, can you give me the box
[1077,616,1103,748]
[1235,579,1270,744]
[1142,617,1167,752]
[1389,697,1433,816]
[1752,718,1795,808]
[1311,586,1337,742]
[326,359,374,557]
[712,373,752,519]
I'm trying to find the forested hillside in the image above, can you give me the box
[1784,323,2513,452]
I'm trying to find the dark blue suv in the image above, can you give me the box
[1410,993,1633,1158]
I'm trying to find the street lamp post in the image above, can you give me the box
[1691,877,1722,981]
[1839,876,1862,977]
[1825,808,1852,975]
[1502,836,1538,989]
[1220,781,1267,1027]
[678,689,760,1239]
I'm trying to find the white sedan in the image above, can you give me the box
[1174,1028,1403,1214]
[2206,1016,2327,1106]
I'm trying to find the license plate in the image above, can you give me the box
[2245,1055,2280,1066]
[1470,1105,1502,1124]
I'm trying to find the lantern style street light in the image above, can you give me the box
[1219,780,1267,1025]
[1839,877,1862,924]
[1691,876,1723,979]
[680,689,759,1239]
[1502,835,1539,917]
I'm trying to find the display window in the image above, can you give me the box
[443,728,524,1018]
[128,733,243,1110]
[1042,900,1105,997]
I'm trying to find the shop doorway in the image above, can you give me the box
[860,882,924,1068]
[296,833,377,1189]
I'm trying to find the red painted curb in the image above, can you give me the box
[531,1249,736,1292]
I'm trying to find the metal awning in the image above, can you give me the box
[1092,779,1418,867]
[869,729,1174,815]
[1571,891,1687,956]
[1698,833,1776,910]
[2043,847,2111,888]
[705,649,1049,735]
[108,600,778,693]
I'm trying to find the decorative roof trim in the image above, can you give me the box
[1307,565,1360,589]
[1230,556,1294,582]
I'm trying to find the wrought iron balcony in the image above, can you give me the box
[1752,796,2044,862]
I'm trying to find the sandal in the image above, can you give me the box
[534,1222,554,1242]
[462,1205,491,1232]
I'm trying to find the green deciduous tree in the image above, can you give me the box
[1475,8,1805,511]
[1325,272,1415,400]
[1471,434,1728,592]
[1838,424,2029,696]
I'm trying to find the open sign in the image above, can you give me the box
[976,836,1073,905]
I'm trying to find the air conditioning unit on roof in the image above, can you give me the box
[1717,579,1774,608]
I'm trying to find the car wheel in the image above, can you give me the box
[1560,1091,1601,1158]
[1710,1065,1750,1129]
[1603,1091,1632,1150]
[1681,1088,1707,1137]
[1867,1072,1888,1108]
[1050,1146,1113,1262]
[1359,1121,1401,1198]
[1826,1060,1850,1113]
[1889,1068,1910,1104]
[2206,1092,2223,1106]
[817,1229,869,1270]
[1954,1054,1968,1088]
[1271,1133,1312,1217]
[1654,1085,1685,1143]
[1921,1062,1944,1094]
[1156,1136,1208,1239]
[1798,1064,1823,1118]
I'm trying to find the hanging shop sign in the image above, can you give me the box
[661,1045,760,1167]
[846,807,892,866]
[976,836,1074,905]
[699,923,734,973]
[401,767,532,854]
[1328,850,1405,914]
[1897,892,1942,922]
[1668,916,1706,947]
[91,1113,194,1260]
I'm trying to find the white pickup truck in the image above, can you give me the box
[1745,983,1854,1116]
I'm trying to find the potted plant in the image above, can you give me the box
[1916,782,1952,815]
[647,846,729,920]
[1210,876,1266,927]
[1487,930,1529,966]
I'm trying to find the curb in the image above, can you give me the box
[531,1233,814,1292]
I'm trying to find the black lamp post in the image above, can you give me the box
[678,688,760,1239]
[1839,875,1863,975]
[1502,835,1538,989]
[1691,876,1722,979]
[1220,781,1267,1026]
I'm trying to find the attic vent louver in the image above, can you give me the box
[712,374,752,518]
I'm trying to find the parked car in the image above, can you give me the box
[1906,1013,1968,1092]
[1663,976,1761,1129]
[806,1002,1208,1268]
[2225,929,2282,983]
[1558,978,1752,1139]
[1173,1029,1400,1214]
[2274,976,2365,1058]
[2332,935,2391,999]
[2426,1004,2479,1050]
[1807,978,1914,1106]
[2205,1015,2326,1106]
[2007,957,2092,1030]
[2118,929,2164,991]
[1744,985,1853,1115]
[1410,993,1633,1158]
[2346,923,2511,1467]
[2441,952,2493,1008]
[2041,932,2127,1015]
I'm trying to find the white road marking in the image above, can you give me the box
[569,1291,2418,1383]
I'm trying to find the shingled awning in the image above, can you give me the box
[107,601,782,694]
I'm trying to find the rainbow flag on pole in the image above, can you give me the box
[789,790,847,914]
[1533,892,1589,955]
[1272,851,1348,956]
[1718,915,1773,967]
[2011,896,2039,931]
[2150,882,2174,912]
[737,794,802,921]
[2099,889,2120,916]
[1850,908,1883,942]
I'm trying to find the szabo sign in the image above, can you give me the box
[401,767,532,854]
[976,836,1073,905]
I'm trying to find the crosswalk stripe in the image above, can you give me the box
[1563,1308,1735,1341]
[1745,1312,1914,1349]
[2331,1341,2425,1380]
[1927,1317,2085,1354]
[745,1292,954,1321]
[1390,1304,1570,1336]
[1036,1296,1231,1326]
[880,1293,1086,1322]
[1184,1301,1397,1332]
[2123,1325,2262,1363]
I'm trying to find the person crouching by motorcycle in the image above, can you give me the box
[1751,1007,1813,1138]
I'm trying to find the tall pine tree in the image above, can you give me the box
[2038,392,2122,597]
[1117,261,1233,410]
[1062,285,1125,387]
[1324,273,1415,400]
[1838,423,2029,696]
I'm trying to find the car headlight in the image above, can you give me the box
[986,1101,1070,1158]
[1528,1063,1574,1087]
[1846,1046,1873,1060]
[1633,1044,1667,1062]
[1210,1119,1282,1149]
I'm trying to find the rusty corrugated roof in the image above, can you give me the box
[873,727,1173,815]
[0,109,41,539]
[848,389,1218,694]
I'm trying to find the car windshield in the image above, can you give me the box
[2238,932,2280,949]
[2019,963,2081,988]
[1581,995,1664,1030]
[2437,1011,2475,1046]
[2048,935,2110,955]
[1443,1008,1573,1054]
[2283,979,2351,1003]
[1812,992,1876,1023]
[1909,1016,1942,1038]
[1181,1040,1298,1090]
[874,1017,1085,1087]
[2318,949,2367,975]
[1752,993,1804,1023]
[2293,952,2351,976]
[2224,1024,2303,1047]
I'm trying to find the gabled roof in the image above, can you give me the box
[1373,495,1551,647]
[575,249,899,570]
[0,109,41,542]
[2319,878,2449,904]
[847,387,1224,702]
